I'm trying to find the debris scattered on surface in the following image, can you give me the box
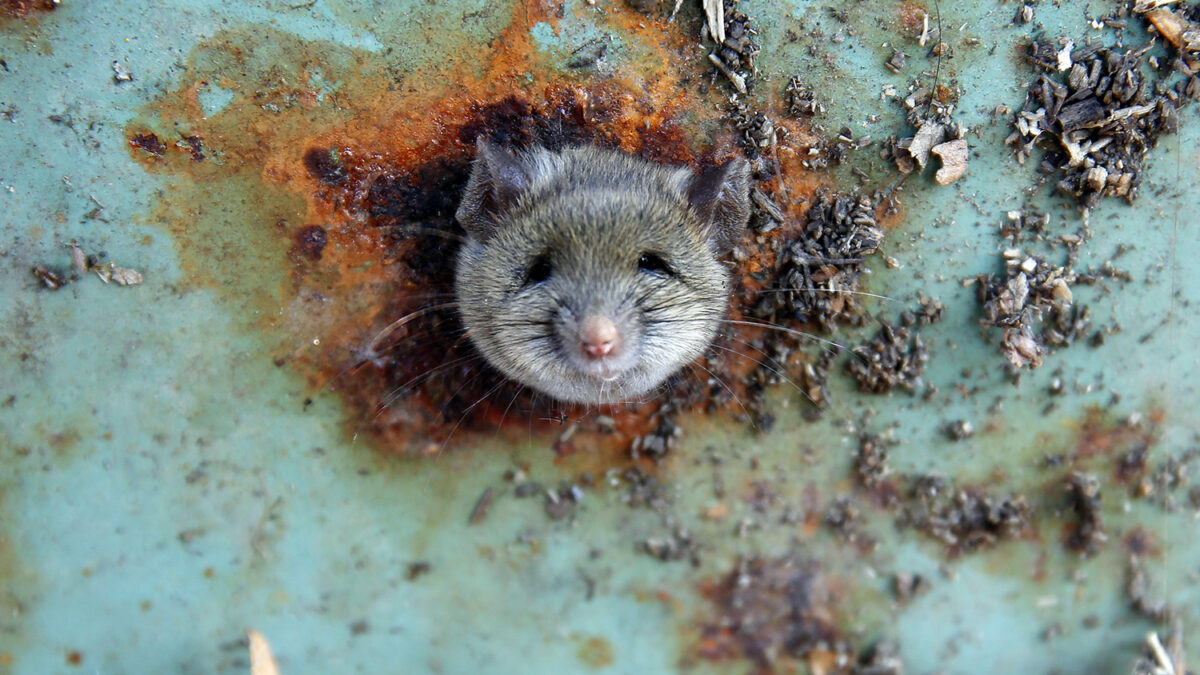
[847,320,929,394]
[892,572,928,603]
[975,250,1080,369]
[112,60,133,83]
[1131,623,1188,675]
[566,36,611,69]
[67,240,88,274]
[930,138,968,185]
[854,432,893,488]
[889,90,967,185]
[855,640,905,675]
[999,208,1051,241]
[900,476,1031,553]
[468,486,494,525]
[31,241,144,290]
[630,415,681,461]
[641,527,697,563]
[752,192,883,333]
[823,495,865,543]
[727,96,783,155]
[93,261,144,286]
[1064,471,1107,555]
[544,483,584,520]
[1126,555,1172,622]
[1136,448,1200,511]
[247,629,281,675]
[1136,2,1200,70]
[942,420,974,441]
[785,75,823,117]
[406,561,432,581]
[1006,36,1194,210]
[31,264,69,290]
[704,0,758,94]
[693,556,900,672]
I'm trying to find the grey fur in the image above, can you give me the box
[454,141,750,404]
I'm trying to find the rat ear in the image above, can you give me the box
[456,139,531,240]
[687,158,751,253]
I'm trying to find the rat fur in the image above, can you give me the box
[454,140,750,404]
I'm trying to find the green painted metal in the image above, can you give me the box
[0,1,1196,673]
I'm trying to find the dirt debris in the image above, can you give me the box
[887,87,967,185]
[846,320,928,395]
[751,192,883,334]
[694,555,903,673]
[974,250,1081,369]
[31,240,143,291]
[704,0,759,94]
[1006,36,1196,210]
[1063,471,1107,555]
[1126,555,1173,623]
[854,432,894,489]
[785,76,824,117]
[899,475,1032,553]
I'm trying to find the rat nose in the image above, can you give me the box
[579,315,620,359]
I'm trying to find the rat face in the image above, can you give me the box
[454,142,750,404]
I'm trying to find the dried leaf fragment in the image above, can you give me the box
[93,262,144,286]
[931,139,968,185]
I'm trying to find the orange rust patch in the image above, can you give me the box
[2,0,55,18]
[895,1,929,39]
[124,1,850,456]
[1072,406,1161,461]
[574,635,615,669]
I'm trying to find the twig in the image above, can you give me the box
[707,53,746,94]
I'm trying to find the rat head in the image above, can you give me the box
[453,141,750,404]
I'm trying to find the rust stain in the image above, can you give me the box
[2,0,55,18]
[1071,406,1161,461]
[0,490,37,673]
[574,634,615,669]
[688,557,855,673]
[1124,527,1160,558]
[895,1,929,39]
[124,0,845,456]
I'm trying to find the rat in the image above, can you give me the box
[454,140,751,404]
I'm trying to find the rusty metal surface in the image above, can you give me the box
[0,0,1197,673]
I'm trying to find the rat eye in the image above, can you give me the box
[637,252,674,276]
[523,254,553,286]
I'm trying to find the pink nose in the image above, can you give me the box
[580,315,619,359]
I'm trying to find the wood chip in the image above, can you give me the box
[707,52,746,94]
[703,0,725,44]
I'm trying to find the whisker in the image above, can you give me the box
[437,378,509,457]
[389,226,468,244]
[495,383,527,431]
[718,318,850,353]
[690,361,755,427]
[753,287,901,303]
[377,353,483,411]
[707,342,821,407]
[364,302,460,358]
